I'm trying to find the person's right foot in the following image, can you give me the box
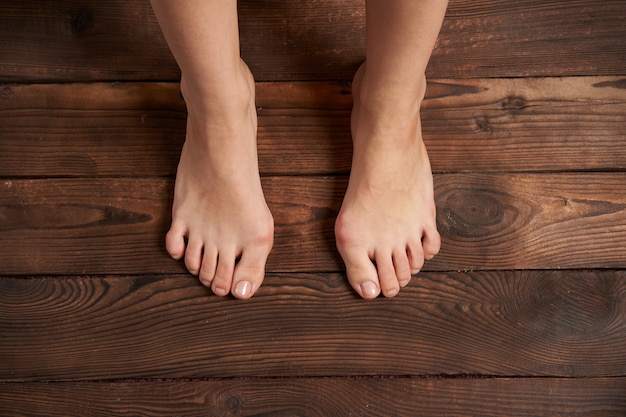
[166,60,274,299]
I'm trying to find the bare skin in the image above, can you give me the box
[151,0,447,299]
[335,0,447,299]
[151,0,273,299]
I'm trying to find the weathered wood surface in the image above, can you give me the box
[1,378,625,416]
[1,1,625,412]
[1,174,625,275]
[1,0,625,82]
[1,271,624,380]
[434,173,626,270]
[1,77,625,177]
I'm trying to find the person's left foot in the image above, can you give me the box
[335,64,441,299]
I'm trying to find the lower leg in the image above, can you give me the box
[336,0,447,299]
[151,0,273,299]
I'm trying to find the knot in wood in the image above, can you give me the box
[474,117,492,133]
[325,274,344,288]
[225,395,242,412]
[70,8,94,35]
[511,272,622,340]
[439,188,517,240]
[1,86,14,99]
[501,95,527,110]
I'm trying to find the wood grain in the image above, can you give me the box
[1,174,625,275]
[1,77,625,177]
[1,378,625,416]
[0,81,352,177]
[1,1,625,82]
[1,271,624,380]
[433,173,626,270]
[1,0,624,412]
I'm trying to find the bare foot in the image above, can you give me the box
[166,60,274,299]
[335,64,441,299]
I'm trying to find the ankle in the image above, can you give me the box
[180,60,254,115]
[355,67,427,119]
[351,66,430,154]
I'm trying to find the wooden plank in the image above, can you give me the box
[433,173,626,270]
[1,77,625,177]
[0,1,178,82]
[1,1,625,82]
[0,174,625,275]
[0,378,624,416]
[435,0,626,79]
[423,77,626,173]
[0,271,624,380]
[0,81,353,177]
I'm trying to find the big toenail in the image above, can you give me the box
[361,282,378,298]
[234,280,251,298]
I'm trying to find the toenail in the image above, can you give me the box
[386,287,399,297]
[360,282,378,298]
[399,279,410,288]
[234,281,251,298]
[213,286,229,297]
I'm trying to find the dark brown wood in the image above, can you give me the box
[0,378,624,416]
[423,76,626,173]
[1,0,624,413]
[1,77,625,177]
[1,271,624,380]
[1,174,625,275]
[433,173,626,270]
[0,81,353,177]
[0,1,177,82]
[1,1,625,82]
[435,0,626,79]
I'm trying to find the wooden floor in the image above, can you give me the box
[1,1,625,415]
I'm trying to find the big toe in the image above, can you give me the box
[342,250,381,300]
[231,248,269,300]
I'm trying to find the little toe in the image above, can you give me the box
[376,254,400,298]
[212,249,237,297]
[165,224,187,260]
[422,229,442,261]
[343,250,381,299]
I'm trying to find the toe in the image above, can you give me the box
[212,248,237,297]
[183,237,203,275]
[376,253,400,298]
[393,248,412,287]
[231,247,268,300]
[198,247,218,287]
[407,239,425,274]
[422,228,441,261]
[342,249,381,299]
[165,223,187,260]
